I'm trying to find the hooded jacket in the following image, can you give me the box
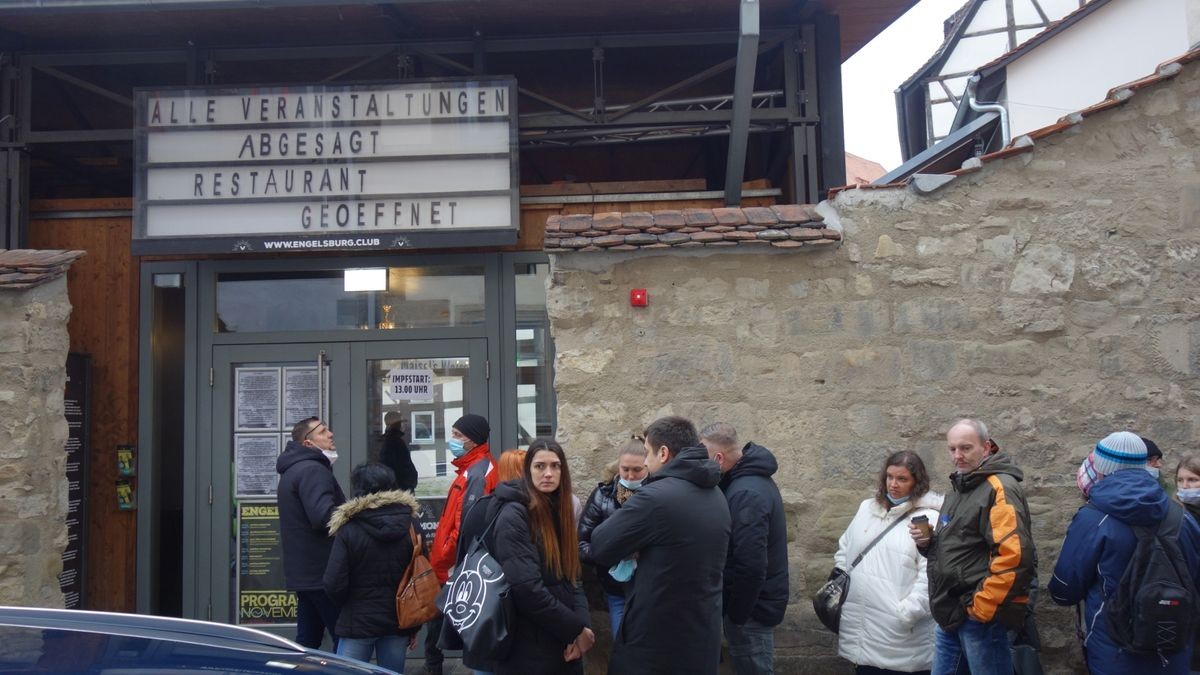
[487,480,589,675]
[591,446,731,675]
[1049,469,1200,674]
[720,443,790,627]
[323,490,422,639]
[276,440,346,591]
[835,492,944,671]
[578,477,635,596]
[926,450,1034,631]
[430,443,498,584]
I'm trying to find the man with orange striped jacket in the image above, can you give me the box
[910,418,1035,675]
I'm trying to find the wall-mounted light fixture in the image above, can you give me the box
[344,268,388,292]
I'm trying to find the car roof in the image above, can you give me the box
[0,606,303,654]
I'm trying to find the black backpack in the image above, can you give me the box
[1102,501,1195,657]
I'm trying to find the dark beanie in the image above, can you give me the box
[1142,436,1162,460]
[453,414,490,446]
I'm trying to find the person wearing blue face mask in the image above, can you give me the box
[1175,455,1200,675]
[832,450,943,675]
[424,413,497,675]
[577,436,648,638]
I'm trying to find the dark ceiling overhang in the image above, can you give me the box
[0,0,917,61]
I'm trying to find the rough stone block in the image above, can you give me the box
[560,237,590,249]
[996,298,1065,334]
[783,301,890,338]
[907,340,960,381]
[916,232,977,257]
[965,340,1044,375]
[1010,244,1075,294]
[1070,300,1116,329]
[893,298,968,334]
[889,268,958,287]
[874,234,903,258]
[544,215,562,231]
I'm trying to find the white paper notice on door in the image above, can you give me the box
[235,434,280,496]
[384,368,435,403]
[283,366,327,427]
[236,367,281,431]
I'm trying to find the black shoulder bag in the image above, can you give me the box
[813,505,916,633]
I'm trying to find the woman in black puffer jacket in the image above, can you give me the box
[577,436,648,637]
[488,438,595,674]
[324,462,421,673]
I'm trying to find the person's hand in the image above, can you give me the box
[563,643,582,662]
[909,524,931,549]
[408,633,418,651]
[575,627,595,653]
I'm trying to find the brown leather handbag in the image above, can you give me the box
[395,524,440,629]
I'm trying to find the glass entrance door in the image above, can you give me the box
[205,338,487,635]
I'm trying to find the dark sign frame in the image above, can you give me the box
[132,76,520,256]
[60,352,90,609]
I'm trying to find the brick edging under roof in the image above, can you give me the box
[544,204,841,253]
[0,249,87,290]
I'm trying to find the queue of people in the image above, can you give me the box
[274,411,1200,675]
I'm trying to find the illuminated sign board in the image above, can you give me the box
[133,78,518,254]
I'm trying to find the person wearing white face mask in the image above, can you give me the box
[1175,455,1200,675]
[577,435,648,638]
[276,416,347,650]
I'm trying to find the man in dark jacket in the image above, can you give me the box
[592,416,731,675]
[700,422,788,675]
[1050,431,1200,674]
[276,416,347,649]
[911,418,1034,675]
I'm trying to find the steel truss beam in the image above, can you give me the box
[723,0,760,205]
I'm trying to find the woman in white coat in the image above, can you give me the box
[833,450,943,675]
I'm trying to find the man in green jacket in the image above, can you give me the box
[909,418,1035,675]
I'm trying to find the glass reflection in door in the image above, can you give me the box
[367,357,472,498]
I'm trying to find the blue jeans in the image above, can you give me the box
[294,589,339,650]
[606,592,626,637]
[723,616,775,675]
[336,635,408,673]
[933,618,1012,675]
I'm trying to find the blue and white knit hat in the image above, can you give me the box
[1091,431,1148,476]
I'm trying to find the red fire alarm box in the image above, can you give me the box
[630,289,648,307]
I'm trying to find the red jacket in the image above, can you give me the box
[430,443,497,584]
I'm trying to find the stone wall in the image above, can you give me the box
[548,59,1200,673]
[0,276,72,608]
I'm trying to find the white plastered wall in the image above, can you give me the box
[1005,0,1191,136]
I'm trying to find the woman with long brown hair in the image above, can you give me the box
[488,437,594,674]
